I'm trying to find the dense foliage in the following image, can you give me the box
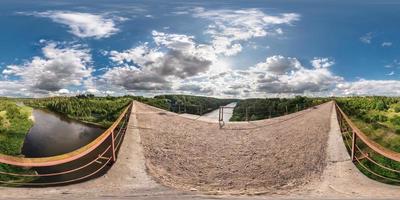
[0,99,33,155]
[155,95,237,115]
[230,96,329,121]
[336,96,400,184]
[24,95,132,128]
[336,96,400,151]
[0,98,36,183]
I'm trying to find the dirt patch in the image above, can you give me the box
[135,101,333,194]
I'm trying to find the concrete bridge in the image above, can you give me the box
[0,101,400,199]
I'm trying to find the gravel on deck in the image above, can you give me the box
[135,101,333,194]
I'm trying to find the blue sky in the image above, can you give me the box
[0,0,400,97]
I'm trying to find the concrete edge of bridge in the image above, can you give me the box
[305,103,400,199]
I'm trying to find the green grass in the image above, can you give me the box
[0,98,36,184]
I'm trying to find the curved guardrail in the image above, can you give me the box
[335,102,400,183]
[0,102,133,186]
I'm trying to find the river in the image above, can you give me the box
[202,102,237,122]
[22,109,105,158]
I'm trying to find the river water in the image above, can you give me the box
[202,102,237,122]
[22,109,105,158]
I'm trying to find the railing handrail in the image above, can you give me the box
[334,101,400,162]
[0,101,133,167]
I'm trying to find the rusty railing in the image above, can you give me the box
[0,102,133,186]
[335,102,400,183]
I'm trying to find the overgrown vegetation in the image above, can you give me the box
[0,98,36,184]
[154,94,236,115]
[231,96,329,121]
[336,96,400,184]
[23,95,133,128]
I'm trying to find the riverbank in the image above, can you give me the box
[23,97,132,128]
[0,99,36,184]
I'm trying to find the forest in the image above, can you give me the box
[154,94,236,115]
[230,96,329,121]
[336,96,400,183]
[23,95,133,128]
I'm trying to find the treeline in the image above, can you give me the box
[154,95,237,115]
[230,96,329,121]
[336,96,400,147]
[24,95,132,128]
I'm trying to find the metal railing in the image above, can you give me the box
[0,102,133,186]
[335,102,400,183]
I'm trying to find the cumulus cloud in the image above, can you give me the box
[178,83,213,95]
[101,66,170,91]
[253,55,302,75]
[2,42,93,93]
[103,31,214,91]
[336,80,400,96]
[168,56,342,98]
[251,56,341,94]
[181,7,300,56]
[28,11,122,39]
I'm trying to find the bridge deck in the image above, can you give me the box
[135,101,332,194]
[0,101,399,199]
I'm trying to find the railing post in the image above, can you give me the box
[111,130,116,163]
[351,130,357,162]
[245,107,248,121]
[221,107,224,122]
[218,106,224,128]
[218,106,221,122]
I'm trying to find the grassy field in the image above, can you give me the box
[0,98,36,184]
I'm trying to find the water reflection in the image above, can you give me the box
[22,109,105,158]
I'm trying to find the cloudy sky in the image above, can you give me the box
[1,0,400,98]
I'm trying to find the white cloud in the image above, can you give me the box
[382,42,393,47]
[386,71,395,76]
[310,57,335,69]
[336,80,400,96]
[181,7,300,56]
[29,11,122,39]
[101,66,170,91]
[251,56,341,94]
[253,55,302,75]
[2,42,93,93]
[360,32,373,44]
[58,88,70,94]
[103,31,215,91]
[0,80,27,97]
[171,56,342,98]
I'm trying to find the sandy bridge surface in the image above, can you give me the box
[0,101,400,199]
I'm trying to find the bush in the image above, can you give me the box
[375,101,387,111]
[394,104,400,113]
[395,127,400,135]
[390,115,400,126]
